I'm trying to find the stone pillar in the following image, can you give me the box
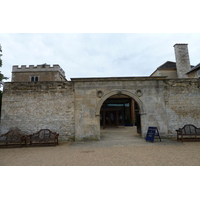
[174,44,191,78]
[131,99,135,125]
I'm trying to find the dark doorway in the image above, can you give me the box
[102,110,119,127]
[100,95,141,133]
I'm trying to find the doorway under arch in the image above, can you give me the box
[96,90,145,136]
[100,94,141,133]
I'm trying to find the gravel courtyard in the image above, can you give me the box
[1,127,200,166]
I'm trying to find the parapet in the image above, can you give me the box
[12,64,65,76]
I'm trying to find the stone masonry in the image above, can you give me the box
[0,44,200,141]
[72,77,200,140]
[12,64,66,82]
[1,81,75,140]
[174,44,191,78]
[1,77,199,141]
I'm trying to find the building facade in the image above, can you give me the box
[1,44,200,141]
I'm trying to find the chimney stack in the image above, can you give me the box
[174,44,191,78]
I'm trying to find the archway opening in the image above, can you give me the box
[100,94,141,134]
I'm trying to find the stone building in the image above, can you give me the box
[12,63,66,82]
[151,44,200,78]
[0,43,200,141]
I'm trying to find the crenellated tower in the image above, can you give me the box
[11,64,67,82]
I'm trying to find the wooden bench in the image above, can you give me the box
[176,124,200,142]
[0,130,25,148]
[27,129,59,146]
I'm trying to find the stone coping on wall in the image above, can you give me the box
[70,76,168,82]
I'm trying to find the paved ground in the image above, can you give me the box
[1,127,200,166]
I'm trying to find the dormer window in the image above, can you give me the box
[31,76,39,82]
[197,70,200,78]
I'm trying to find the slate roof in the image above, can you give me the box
[150,61,196,76]
[157,61,177,70]
[186,63,200,74]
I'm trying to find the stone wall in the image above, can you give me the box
[12,71,65,82]
[164,79,200,135]
[12,64,66,82]
[1,78,199,141]
[151,69,177,78]
[187,70,199,78]
[0,81,75,140]
[73,77,169,140]
[73,77,200,140]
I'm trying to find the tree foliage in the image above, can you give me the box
[0,45,8,83]
[0,44,8,118]
[0,44,4,81]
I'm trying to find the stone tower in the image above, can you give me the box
[174,43,191,78]
[11,64,66,82]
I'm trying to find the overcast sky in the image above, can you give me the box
[1,1,200,81]
[0,33,200,81]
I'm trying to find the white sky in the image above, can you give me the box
[1,33,200,81]
[1,1,200,81]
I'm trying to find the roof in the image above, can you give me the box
[157,61,176,70]
[186,63,200,74]
[150,61,176,76]
[151,61,196,76]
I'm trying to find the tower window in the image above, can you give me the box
[31,76,39,82]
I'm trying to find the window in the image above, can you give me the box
[197,70,200,78]
[31,76,39,82]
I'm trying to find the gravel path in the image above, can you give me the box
[1,127,200,166]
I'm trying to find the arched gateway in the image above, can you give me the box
[96,90,146,138]
[2,44,199,142]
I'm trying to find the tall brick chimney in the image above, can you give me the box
[174,44,191,78]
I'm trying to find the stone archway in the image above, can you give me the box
[96,90,145,116]
[95,90,146,137]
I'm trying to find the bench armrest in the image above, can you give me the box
[176,129,182,134]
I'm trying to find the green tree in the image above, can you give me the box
[0,44,5,81]
[0,44,8,118]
